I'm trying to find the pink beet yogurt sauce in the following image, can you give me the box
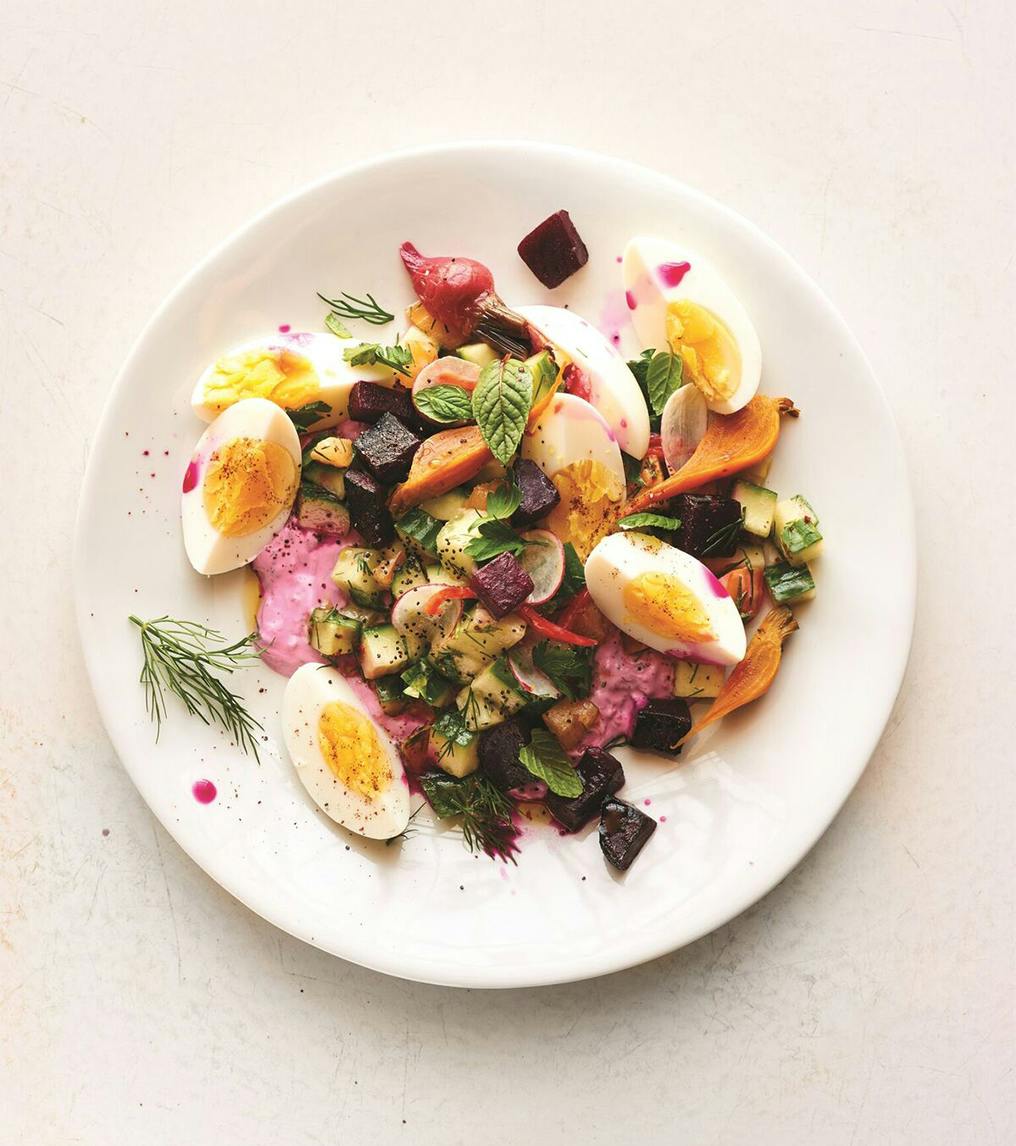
[577,632,675,753]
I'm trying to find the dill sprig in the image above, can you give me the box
[316,290,394,326]
[129,615,264,759]
[420,772,519,863]
[700,510,745,557]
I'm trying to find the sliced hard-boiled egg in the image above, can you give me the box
[190,332,400,428]
[181,397,301,575]
[283,663,410,839]
[585,531,747,665]
[522,393,626,560]
[623,236,762,415]
[517,304,650,458]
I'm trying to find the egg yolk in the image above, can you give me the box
[318,701,392,801]
[202,437,298,537]
[623,571,716,644]
[545,460,624,561]
[665,301,741,404]
[202,347,320,412]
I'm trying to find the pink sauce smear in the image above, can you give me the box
[577,632,675,752]
[182,458,199,493]
[657,261,691,288]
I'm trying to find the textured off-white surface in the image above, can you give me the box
[1,1,1013,1142]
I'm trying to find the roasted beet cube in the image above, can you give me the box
[511,458,561,526]
[348,381,416,425]
[517,210,589,289]
[599,797,657,871]
[631,698,692,755]
[545,746,625,832]
[675,494,743,558]
[353,413,421,485]
[469,552,534,618]
[344,468,395,547]
[478,718,531,793]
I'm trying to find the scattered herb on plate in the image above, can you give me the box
[343,340,413,376]
[316,290,394,326]
[419,772,518,862]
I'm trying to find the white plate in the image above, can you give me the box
[74,142,915,988]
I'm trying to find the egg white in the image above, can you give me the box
[283,664,410,840]
[181,397,301,576]
[585,531,747,665]
[623,236,762,415]
[522,393,626,492]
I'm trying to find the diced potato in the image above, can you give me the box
[543,699,599,751]
[309,437,355,468]
[673,661,725,701]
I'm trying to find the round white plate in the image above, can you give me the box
[74,142,915,988]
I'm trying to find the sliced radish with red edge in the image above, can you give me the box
[518,529,565,604]
[661,384,708,473]
[391,583,463,643]
[508,646,561,699]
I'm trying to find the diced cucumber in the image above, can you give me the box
[392,555,429,597]
[373,674,408,716]
[429,725,479,778]
[775,495,823,565]
[673,661,725,701]
[425,560,467,586]
[358,624,423,680]
[764,561,816,603]
[400,658,456,708]
[457,661,527,732]
[296,490,350,537]
[303,462,346,499]
[525,349,559,405]
[396,507,444,556]
[457,342,499,368]
[430,647,494,686]
[434,607,527,660]
[435,508,483,579]
[308,437,354,468]
[332,547,386,609]
[420,488,470,522]
[732,480,778,538]
[308,607,360,657]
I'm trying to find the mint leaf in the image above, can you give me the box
[396,508,443,556]
[645,350,683,414]
[472,357,533,465]
[519,729,583,798]
[532,640,593,700]
[288,401,332,431]
[618,512,682,532]
[344,340,413,376]
[414,384,473,425]
[324,312,353,339]
[465,519,527,562]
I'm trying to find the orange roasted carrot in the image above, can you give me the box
[389,425,492,516]
[626,395,799,514]
[678,606,799,746]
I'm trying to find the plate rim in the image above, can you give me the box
[73,140,917,988]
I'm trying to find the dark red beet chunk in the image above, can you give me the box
[478,718,532,793]
[353,413,421,485]
[344,468,395,547]
[674,494,743,559]
[517,210,589,289]
[545,747,625,833]
[511,458,561,526]
[348,381,415,425]
[631,698,692,755]
[469,552,534,618]
[599,798,657,871]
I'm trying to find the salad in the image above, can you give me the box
[142,210,823,873]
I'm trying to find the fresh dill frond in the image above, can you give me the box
[129,615,264,759]
[316,290,395,326]
[419,772,518,863]
[700,510,745,557]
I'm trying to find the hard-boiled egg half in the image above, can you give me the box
[522,393,626,561]
[283,664,410,839]
[517,304,650,458]
[191,332,405,429]
[623,236,762,415]
[181,397,301,575]
[585,531,747,665]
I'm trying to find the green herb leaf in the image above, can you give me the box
[532,640,593,700]
[343,340,413,376]
[419,773,518,862]
[316,290,394,326]
[519,729,583,798]
[701,510,745,556]
[483,480,523,521]
[395,508,443,556]
[287,401,332,431]
[780,519,822,554]
[324,312,353,339]
[617,511,682,532]
[472,357,533,465]
[413,384,473,425]
[464,519,527,562]
[400,658,454,706]
[622,450,645,493]
[645,350,683,414]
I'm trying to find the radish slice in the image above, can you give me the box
[661,384,708,473]
[391,583,463,644]
[507,647,561,699]
[518,529,565,604]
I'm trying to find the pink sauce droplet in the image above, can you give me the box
[615,255,623,263]
[278,323,291,333]
[192,779,217,804]
[182,459,199,493]
[643,798,652,806]
[659,815,667,823]
[625,290,637,310]
[620,418,628,429]
[657,261,691,288]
